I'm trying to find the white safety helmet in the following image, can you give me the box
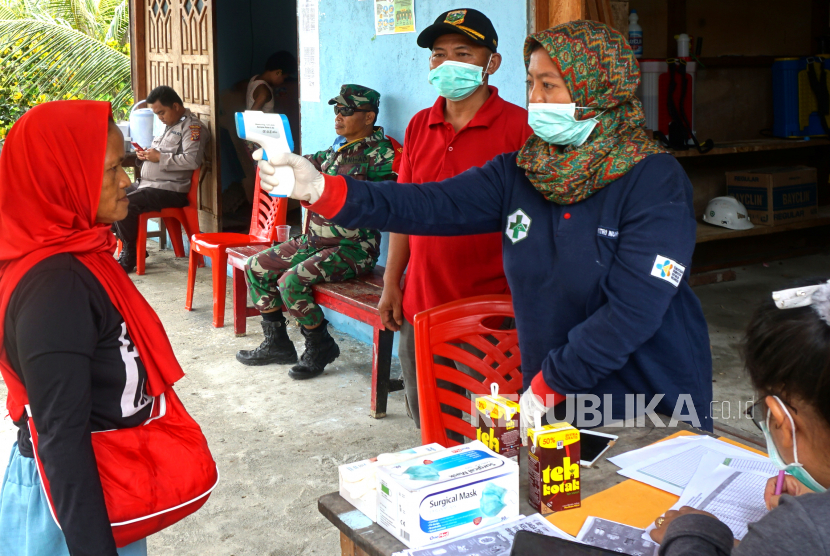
[703,196,754,230]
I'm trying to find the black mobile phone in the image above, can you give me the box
[510,531,623,555]
[577,429,618,467]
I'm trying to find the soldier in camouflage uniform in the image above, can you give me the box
[236,84,401,380]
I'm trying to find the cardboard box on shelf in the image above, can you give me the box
[726,166,818,227]
[376,441,519,548]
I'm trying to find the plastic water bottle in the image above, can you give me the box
[676,33,691,58]
[629,10,643,58]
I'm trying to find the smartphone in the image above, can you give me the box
[511,531,624,556]
[577,429,618,467]
[131,142,144,151]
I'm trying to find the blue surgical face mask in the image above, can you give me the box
[428,56,491,102]
[528,103,602,147]
[403,464,440,481]
[479,483,507,516]
[759,395,827,493]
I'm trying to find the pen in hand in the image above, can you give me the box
[774,470,786,496]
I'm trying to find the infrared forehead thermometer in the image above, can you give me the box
[235,111,295,197]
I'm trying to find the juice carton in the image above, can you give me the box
[527,421,581,515]
[474,383,521,462]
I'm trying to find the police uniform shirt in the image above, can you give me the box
[139,108,210,193]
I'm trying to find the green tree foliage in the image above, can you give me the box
[0,0,133,142]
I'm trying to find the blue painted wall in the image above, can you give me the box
[301,0,530,348]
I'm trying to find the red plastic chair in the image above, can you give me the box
[135,169,203,275]
[414,295,522,447]
[185,170,287,327]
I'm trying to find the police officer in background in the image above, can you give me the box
[114,85,210,273]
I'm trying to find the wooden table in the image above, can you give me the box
[318,419,764,556]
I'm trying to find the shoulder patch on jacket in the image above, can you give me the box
[650,255,685,287]
[189,124,201,141]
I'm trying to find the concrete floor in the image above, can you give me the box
[0,247,828,554]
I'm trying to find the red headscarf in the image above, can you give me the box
[0,100,184,421]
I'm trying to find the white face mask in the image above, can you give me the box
[527,103,602,147]
[759,396,827,493]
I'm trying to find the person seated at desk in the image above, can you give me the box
[113,85,210,273]
[235,84,399,380]
[651,279,830,555]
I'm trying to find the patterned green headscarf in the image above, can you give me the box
[516,20,666,205]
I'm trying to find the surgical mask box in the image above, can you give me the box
[376,441,519,548]
[474,391,521,462]
[726,166,818,227]
[528,422,581,515]
[339,443,444,521]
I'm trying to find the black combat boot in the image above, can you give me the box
[288,319,340,380]
[236,314,298,366]
[117,242,137,273]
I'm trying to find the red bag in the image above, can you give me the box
[28,388,218,548]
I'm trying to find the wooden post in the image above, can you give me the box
[812,0,830,55]
[536,0,585,32]
[129,0,147,101]
[666,0,687,58]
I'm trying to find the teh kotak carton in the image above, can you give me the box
[528,422,581,515]
[376,441,519,548]
[726,166,818,226]
[474,386,521,462]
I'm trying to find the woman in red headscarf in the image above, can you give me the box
[0,101,216,555]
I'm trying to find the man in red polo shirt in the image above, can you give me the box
[379,8,532,427]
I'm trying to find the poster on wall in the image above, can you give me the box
[299,0,320,102]
[374,0,415,35]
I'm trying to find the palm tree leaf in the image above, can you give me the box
[0,18,131,107]
[101,0,128,44]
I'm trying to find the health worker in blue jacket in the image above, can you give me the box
[253,21,713,431]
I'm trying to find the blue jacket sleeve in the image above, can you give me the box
[542,156,698,393]
[330,154,510,236]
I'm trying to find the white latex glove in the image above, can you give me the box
[252,149,325,202]
[519,385,548,445]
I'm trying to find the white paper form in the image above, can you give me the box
[722,457,778,478]
[647,465,769,542]
[391,514,574,556]
[607,435,700,469]
[643,451,770,544]
[618,437,767,496]
[298,0,320,102]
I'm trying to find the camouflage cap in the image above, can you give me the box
[328,84,380,113]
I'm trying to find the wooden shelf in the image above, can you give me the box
[696,206,830,243]
[695,56,786,69]
[669,138,830,158]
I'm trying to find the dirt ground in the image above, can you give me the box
[1,247,828,554]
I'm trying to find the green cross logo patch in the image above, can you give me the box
[506,209,531,244]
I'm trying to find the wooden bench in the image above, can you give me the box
[227,246,404,418]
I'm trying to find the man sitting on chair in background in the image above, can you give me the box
[114,85,211,273]
[236,84,400,380]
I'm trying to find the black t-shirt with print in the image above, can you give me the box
[4,253,154,556]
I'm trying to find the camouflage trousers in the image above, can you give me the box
[244,235,378,327]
